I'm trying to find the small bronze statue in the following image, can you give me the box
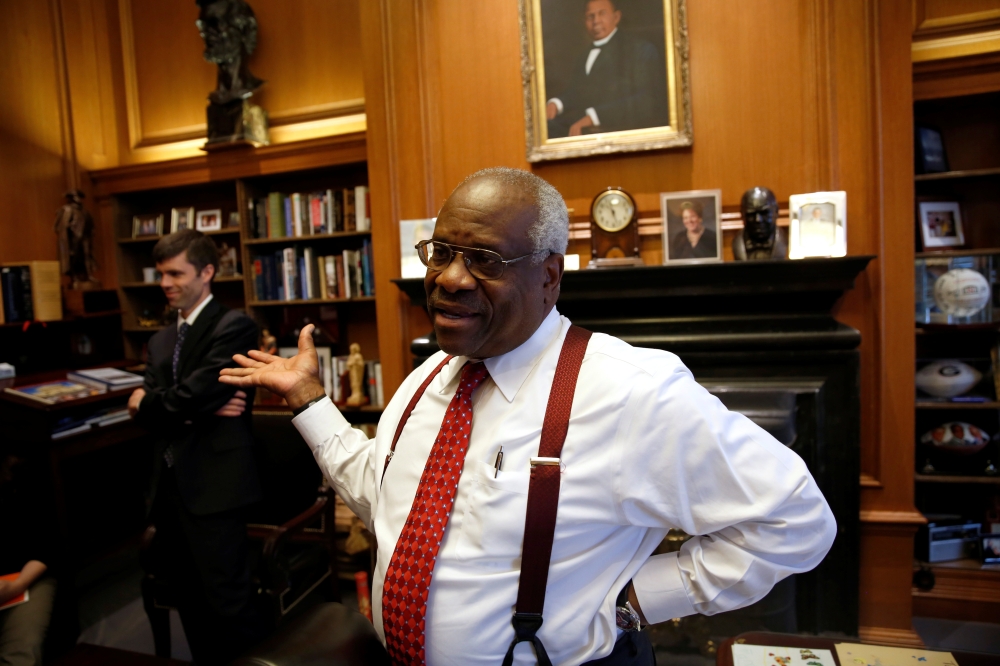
[733,186,787,261]
[54,190,100,288]
[195,0,269,149]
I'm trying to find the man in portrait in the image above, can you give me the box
[546,0,670,138]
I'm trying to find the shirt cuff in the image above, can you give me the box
[291,396,350,453]
[631,552,697,624]
[585,107,600,126]
[547,98,564,115]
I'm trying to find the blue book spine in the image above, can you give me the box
[284,196,293,237]
[298,256,307,299]
[361,240,372,296]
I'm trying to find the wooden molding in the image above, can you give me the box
[913,0,1000,39]
[857,626,925,648]
[859,509,927,525]
[913,50,1000,100]
[90,131,366,196]
[859,473,883,488]
[912,28,1000,63]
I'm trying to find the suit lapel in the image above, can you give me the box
[177,298,225,382]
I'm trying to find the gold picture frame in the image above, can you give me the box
[519,0,691,162]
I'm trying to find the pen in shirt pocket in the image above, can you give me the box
[493,446,504,478]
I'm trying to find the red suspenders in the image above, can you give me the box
[380,325,592,666]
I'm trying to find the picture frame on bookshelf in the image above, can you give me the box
[981,534,1000,565]
[916,126,949,174]
[660,190,722,265]
[170,207,195,233]
[228,211,241,227]
[919,201,965,249]
[195,209,223,232]
[133,214,164,238]
[218,242,238,277]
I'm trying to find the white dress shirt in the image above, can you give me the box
[547,28,619,128]
[294,308,836,666]
[178,293,213,330]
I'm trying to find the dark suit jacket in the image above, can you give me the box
[550,30,669,136]
[137,298,261,516]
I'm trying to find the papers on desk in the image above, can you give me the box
[0,573,29,611]
[834,644,957,666]
[732,645,836,666]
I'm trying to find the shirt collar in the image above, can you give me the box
[437,308,564,403]
[178,293,213,330]
[592,27,618,47]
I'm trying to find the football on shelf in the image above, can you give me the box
[920,421,991,455]
[915,359,982,397]
[933,268,991,318]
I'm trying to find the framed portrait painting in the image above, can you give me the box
[660,190,721,264]
[520,0,691,162]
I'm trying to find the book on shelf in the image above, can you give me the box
[5,380,105,405]
[250,186,370,239]
[67,367,144,390]
[1,261,62,323]
[252,245,373,302]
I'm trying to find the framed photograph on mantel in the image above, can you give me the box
[660,189,722,264]
[519,0,692,162]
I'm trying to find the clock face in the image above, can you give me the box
[592,190,635,233]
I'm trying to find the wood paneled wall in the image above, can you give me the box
[362,0,919,639]
[0,0,75,264]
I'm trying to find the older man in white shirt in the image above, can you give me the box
[220,167,836,666]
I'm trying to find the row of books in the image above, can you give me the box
[0,261,62,324]
[252,241,374,302]
[248,186,370,239]
[52,406,132,440]
[265,348,385,409]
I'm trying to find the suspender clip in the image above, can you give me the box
[530,457,560,467]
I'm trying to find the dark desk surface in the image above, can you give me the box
[0,364,139,412]
[718,633,999,666]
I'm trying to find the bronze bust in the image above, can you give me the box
[196,0,269,148]
[733,186,787,261]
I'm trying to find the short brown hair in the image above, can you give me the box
[679,200,703,218]
[152,229,219,280]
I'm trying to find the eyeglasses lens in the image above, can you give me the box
[419,242,505,280]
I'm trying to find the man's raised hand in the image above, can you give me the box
[219,324,327,410]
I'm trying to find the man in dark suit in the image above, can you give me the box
[128,229,263,664]
[546,0,669,137]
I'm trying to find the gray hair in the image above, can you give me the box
[454,167,569,263]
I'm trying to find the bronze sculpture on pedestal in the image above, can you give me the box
[733,186,787,261]
[195,0,269,149]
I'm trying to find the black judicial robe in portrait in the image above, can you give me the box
[137,298,260,516]
[548,30,669,137]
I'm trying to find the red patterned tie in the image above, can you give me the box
[382,361,490,665]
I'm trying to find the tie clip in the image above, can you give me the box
[530,457,560,467]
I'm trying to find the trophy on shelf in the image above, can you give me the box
[195,0,270,151]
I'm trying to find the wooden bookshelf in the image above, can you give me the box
[89,134,388,412]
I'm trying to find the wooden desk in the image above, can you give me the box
[0,368,150,561]
[717,633,999,666]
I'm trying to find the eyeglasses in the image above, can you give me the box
[415,240,547,281]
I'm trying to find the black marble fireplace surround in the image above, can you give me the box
[393,256,873,639]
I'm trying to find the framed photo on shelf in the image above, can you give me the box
[518,0,692,162]
[981,534,1000,565]
[918,201,964,249]
[195,209,223,233]
[916,126,949,174]
[170,207,194,233]
[660,189,722,264]
[788,191,847,259]
[132,213,164,238]
[228,211,241,227]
